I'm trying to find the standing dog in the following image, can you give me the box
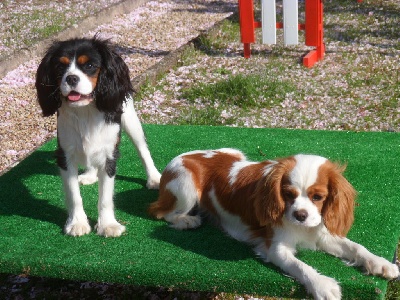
[149,148,399,299]
[36,37,161,237]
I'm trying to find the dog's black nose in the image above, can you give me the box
[66,75,79,87]
[293,210,308,222]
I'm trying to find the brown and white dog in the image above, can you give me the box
[36,37,161,237]
[149,148,399,299]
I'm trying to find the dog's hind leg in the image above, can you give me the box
[121,96,161,189]
[149,170,202,230]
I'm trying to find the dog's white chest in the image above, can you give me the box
[57,105,120,168]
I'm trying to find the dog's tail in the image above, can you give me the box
[148,200,164,219]
[148,188,178,220]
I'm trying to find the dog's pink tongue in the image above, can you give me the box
[68,91,81,101]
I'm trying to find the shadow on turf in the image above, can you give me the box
[115,181,258,261]
[0,150,67,231]
[0,145,161,234]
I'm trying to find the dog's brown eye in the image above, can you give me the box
[312,194,323,201]
[84,63,95,70]
[284,191,295,200]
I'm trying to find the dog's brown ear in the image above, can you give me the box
[35,41,62,116]
[254,157,295,226]
[322,162,356,237]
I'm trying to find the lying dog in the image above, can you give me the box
[149,148,399,299]
[36,37,161,237]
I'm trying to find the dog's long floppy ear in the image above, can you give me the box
[35,41,62,116]
[92,37,134,114]
[254,157,295,226]
[322,162,356,237]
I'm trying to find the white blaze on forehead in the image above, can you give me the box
[290,155,327,189]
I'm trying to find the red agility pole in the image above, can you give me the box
[238,0,325,68]
[238,0,256,58]
[303,0,324,67]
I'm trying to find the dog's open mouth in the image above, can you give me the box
[67,91,93,102]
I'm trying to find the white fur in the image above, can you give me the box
[290,154,327,189]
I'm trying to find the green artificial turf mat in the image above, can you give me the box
[0,125,398,299]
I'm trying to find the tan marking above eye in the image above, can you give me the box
[307,185,328,202]
[77,55,89,65]
[59,56,70,65]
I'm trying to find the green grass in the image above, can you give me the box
[180,74,296,109]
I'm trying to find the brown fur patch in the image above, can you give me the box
[255,156,296,226]
[181,151,243,216]
[180,151,276,247]
[319,160,356,237]
[306,182,329,213]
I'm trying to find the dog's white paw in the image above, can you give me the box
[309,275,341,300]
[146,172,161,190]
[96,222,126,237]
[78,170,98,185]
[365,257,399,279]
[65,220,91,236]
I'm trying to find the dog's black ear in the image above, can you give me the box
[35,42,62,116]
[92,38,134,114]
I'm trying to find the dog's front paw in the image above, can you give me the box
[146,172,161,190]
[96,222,126,237]
[309,275,341,300]
[365,256,399,279]
[65,220,91,236]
